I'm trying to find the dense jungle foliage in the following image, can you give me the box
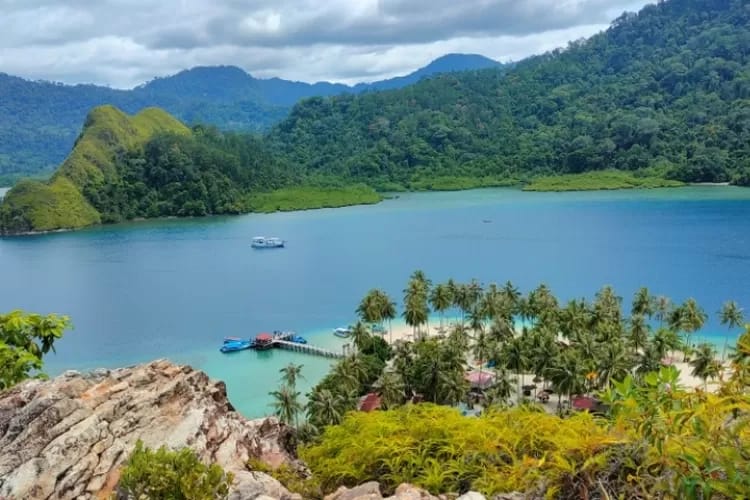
[269,0,750,187]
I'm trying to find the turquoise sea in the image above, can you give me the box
[1,187,750,417]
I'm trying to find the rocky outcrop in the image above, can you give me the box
[0,360,298,500]
[324,483,439,500]
[324,484,526,500]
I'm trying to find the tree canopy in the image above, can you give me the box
[268,0,750,187]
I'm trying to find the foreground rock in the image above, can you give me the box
[324,484,526,500]
[0,360,298,499]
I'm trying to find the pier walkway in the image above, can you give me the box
[272,339,344,359]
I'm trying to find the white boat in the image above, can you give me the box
[334,327,352,338]
[251,236,284,248]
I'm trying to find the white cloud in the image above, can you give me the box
[0,0,652,88]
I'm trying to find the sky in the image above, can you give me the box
[0,0,650,89]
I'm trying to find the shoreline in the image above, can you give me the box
[4,182,749,236]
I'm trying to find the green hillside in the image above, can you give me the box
[268,0,750,188]
[0,106,380,234]
[0,106,190,233]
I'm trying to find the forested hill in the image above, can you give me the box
[269,0,750,187]
[0,106,308,234]
[0,54,500,182]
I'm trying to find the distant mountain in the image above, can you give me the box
[353,54,503,92]
[0,54,501,180]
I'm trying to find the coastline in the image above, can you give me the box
[5,181,750,236]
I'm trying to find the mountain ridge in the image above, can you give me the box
[0,53,501,181]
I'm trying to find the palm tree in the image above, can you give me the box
[628,314,649,354]
[632,287,654,318]
[719,300,744,360]
[596,340,632,389]
[560,299,590,341]
[438,369,469,406]
[593,285,622,327]
[269,385,302,427]
[527,329,559,389]
[472,329,491,383]
[637,341,663,375]
[306,388,349,428]
[380,292,397,344]
[467,279,484,309]
[501,280,521,313]
[409,270,432,291]
[547,352,584,413]
[403,295,429,338]
[484,368,516,407]
[351,321,372,352]
[652,327,682,362]
[453,284,472,325]
[653,295,671,327]
[488,316,515,345]
[679,298,708,361]
[447,323,470,353]
[356,289,382,324]
[372,369,405,409]
[429,283,453,331]
[501,337,528,395]
[690,343,721,390]
[280,363,304,388]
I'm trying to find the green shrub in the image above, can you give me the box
[118,440,234,500]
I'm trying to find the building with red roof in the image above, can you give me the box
[358,393,382,412]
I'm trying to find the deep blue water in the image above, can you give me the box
[1,187,749,416]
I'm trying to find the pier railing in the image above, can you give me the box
[272,339,344,359]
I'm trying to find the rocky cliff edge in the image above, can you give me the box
[0,359,298,500]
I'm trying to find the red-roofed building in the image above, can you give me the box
[254,332,274,350]
[358,393,382,412]
[465,371,495,390]
[571,395,597,411]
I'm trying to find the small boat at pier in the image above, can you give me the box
[220,340,252,353]
[291,335,307,344]
[223,336,246,343]
[251,236,284,249]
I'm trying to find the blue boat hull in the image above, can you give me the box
[220,341,252,353]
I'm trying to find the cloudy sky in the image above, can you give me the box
[0,0,650,89]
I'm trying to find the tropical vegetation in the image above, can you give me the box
[263,272,750,498]
[269,0,750,187]
[117,440,234,500]
[0,309,70,390]
[523,170,685,192]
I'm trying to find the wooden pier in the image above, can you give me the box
[272,339,344,359]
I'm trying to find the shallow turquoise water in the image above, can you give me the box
[1,186,749,417]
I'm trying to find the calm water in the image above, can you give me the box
[1,187,750,417]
